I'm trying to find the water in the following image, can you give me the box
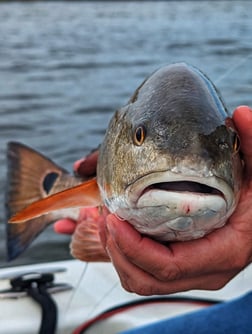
[0,1,251,267]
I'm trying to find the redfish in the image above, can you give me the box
[7,63,242,261]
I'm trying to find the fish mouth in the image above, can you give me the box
[142,181,223,196]
[127,171,234,210]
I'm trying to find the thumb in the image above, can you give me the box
[73,150,98,177]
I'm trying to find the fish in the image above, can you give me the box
[7,62,243,261]
[5,142,89,260]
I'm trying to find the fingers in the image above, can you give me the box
[54,218,76,234]
[233,106,252,171]
[74,150,99,177]
[70,212,110,262]
[103,214,249,294]
[54,207,110,262]
[106,216,238,277]
[105,217,238,295]
[105,216,181,281]
[53,207,102,235]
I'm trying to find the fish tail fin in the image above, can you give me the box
[5,141,69,260]
[7,215,54,261]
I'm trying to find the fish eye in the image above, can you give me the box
[232,133,240,153]
[133,125,146,146]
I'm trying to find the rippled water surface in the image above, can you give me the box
[0,1,251,266]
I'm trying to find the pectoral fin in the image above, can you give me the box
[9,179,102,224]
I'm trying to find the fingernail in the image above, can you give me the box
[105,246,112,261]
[73,158,86,173]
[107,218,116,238]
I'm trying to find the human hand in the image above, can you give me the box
[53,149,98,235]
[69,206,110,262]
[53,149,110,261]
[99,106,252,295]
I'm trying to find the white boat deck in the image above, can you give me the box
[0,260,251,334]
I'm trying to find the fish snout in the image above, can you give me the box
[118,171,235,241]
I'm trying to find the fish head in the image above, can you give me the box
[98,63,242,241]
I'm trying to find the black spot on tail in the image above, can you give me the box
[43,172,59,194]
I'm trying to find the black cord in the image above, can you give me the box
[99,296,221,315]
[11,273,58,334]
[74,296,222,334]
[27,285,57,334]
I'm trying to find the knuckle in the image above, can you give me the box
[118,272,135,293]
[120,275,154,296]
[121,281,133,293]
[132,283,154,296]
[157,264,183,281]
[121,248,135,262]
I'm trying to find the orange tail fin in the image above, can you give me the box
[9,179,102,224]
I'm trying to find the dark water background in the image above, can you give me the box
[0,1,251,267]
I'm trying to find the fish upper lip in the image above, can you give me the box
[126,170,234,209]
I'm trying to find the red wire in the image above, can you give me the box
[73,305,135,334]
[73,298,219,334]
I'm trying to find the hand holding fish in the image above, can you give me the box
[6,64,250,293]
[53,151,111,262]
[55,106,252,295]
[53,150,99,235]
[98,105,252,295]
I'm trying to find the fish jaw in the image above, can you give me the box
[108,170,237,241]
